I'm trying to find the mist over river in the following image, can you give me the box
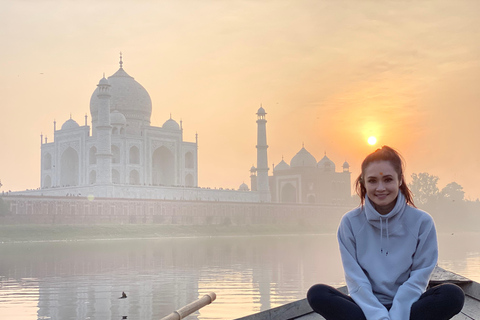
[1,233,479,320]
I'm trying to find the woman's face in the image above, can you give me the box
[364,160,401,215]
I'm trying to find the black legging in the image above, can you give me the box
[307,283,465,320]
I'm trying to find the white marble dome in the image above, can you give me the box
[163,118,180,130]
[61,119,80,130]
[274,159,290,171]
[318,154,336,171]
[110,110,126,126]
[238,182,249,191]
[99,76,109,86]
[90,67,152,126]
[290,147,317,168]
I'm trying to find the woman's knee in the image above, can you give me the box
[427,283,465,314]
[307,284,334,307]
[440,283,465,312]
[307,284,365,320]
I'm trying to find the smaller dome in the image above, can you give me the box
[257,106,266,115]
[110,111,126,125]
[291,147,317,168]
[61,119,80,130]
[274,159,290,171]
[238,182,249,191]
[163,118,180,130]
[318,154,336,172]
[343,161,350,168]
[99,77,109,85]
[250,166,257,173]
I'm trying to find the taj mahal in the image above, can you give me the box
[16,56,352,204]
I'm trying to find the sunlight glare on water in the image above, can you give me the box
[0,278,39,320]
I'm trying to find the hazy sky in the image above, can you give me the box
[1,0,480,199]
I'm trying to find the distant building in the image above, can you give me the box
[249,109,351,204]
[15,55,350,204]
[270,150,351,204]
[39,55,198,197]
[250,147,351,204]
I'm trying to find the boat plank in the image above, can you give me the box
[235,288,347,320]
[234,299,312,320]
[235,267,478,320]
[462,281,480,300]
[452,295,480,319]
[293,312,322,320]
[430,266,472,286]
[295,294,480,320]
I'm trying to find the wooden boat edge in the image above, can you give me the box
[234,266,480,320]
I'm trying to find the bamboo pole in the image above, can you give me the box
[160,292,216,320]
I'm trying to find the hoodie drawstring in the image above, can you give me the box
[380,218,383,254]
[386,218,389,256]
[380,217,389,256]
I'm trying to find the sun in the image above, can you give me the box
[368,136,377,145]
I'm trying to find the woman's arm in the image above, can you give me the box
[338,216,391,320]
[388,216,438,320]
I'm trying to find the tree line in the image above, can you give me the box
[408,173,467,205]
[407,172,479,233]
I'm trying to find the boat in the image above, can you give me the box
[235,266,480,320]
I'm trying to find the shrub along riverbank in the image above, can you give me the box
[0,223,334,243]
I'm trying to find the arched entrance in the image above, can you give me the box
[112,169,120,184]
[89,170,96,184]
[281,183,297,203]
[129,146,140,164]
[43,175,52,188]
[112,145,120,164]
[185,174,194,187]
[130,170,140,185]
[152,146,174,186]
[43,153,52,170]
[89,147,97,164]
[185,152,194,168]
[60,147,79,186]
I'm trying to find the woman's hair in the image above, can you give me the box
[354,145,415,207]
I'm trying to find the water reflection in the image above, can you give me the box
[437,232,480,282]
[0,233,479,320]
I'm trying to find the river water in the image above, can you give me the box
[0,232,479,320]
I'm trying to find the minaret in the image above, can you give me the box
[95,75,112,185]
[256,106,271,201]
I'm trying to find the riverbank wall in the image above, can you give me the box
[0,195,352,229]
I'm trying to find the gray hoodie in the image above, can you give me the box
[338,192,438,320]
